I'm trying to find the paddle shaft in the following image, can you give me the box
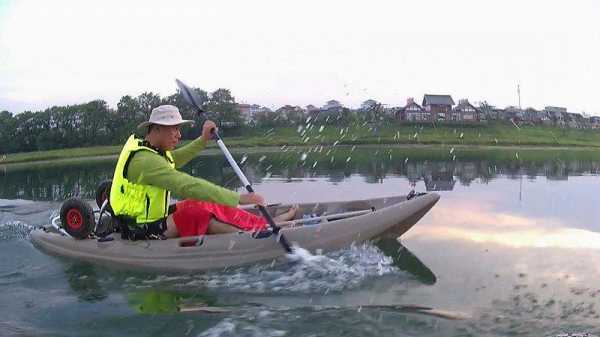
[277,209,373,227]
[213,131,293,253]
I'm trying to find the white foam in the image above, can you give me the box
[129,243,399,295]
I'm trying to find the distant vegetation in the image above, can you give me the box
[2,88,600,160]
[3,122,600,165]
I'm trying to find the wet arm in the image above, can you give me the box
[127,151,240,207]
[171,137,208,168]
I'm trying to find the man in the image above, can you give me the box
[109,104,296,240]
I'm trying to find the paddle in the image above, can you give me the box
[175,79,293,254]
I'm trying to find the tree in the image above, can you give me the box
[0,111,16,153]
[137,92,162,121]
[205,88,242,127]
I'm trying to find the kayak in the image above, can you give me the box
[30,193,439,272]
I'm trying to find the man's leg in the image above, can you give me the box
[164,214,178,238]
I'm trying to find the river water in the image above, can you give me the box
[1,145,600,337]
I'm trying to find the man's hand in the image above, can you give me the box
[201,120,217,142]
[239,192,266,206]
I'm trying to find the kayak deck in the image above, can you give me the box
[30,193,439,272]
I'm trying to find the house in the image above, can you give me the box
[452,99,479,122]
[237,103,269,122]
[544,106,567,126]
[535,110,551,124]
[566,112,589,129]
[401,97,429,121]
[360,99,379,111]
[521,108,540,123]
[590,116,600,129]
[276,105,304,116]
[504,106,523,121]
[237,104,252,121]
[322,100,343,110]
[422,94,455,121]
[490,108,506,120]
[305,105,319,114]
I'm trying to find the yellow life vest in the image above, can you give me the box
[109,135,175,225]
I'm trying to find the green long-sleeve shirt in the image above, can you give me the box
[126,137,240,207]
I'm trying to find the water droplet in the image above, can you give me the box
[459,132,464,138]
[333,140,339,147]
[306,116,312,124]
[259,155,267,162]
[515,152,519,159]
[228,240,236,250]
[300,153,307,161]
[240,154,248,164]
[297,125,303,133]
[404,157,409,164]
[450,147,454,154]
[346,157,351,163]
[413,132,418,139]
[303,137,310,143]
[319,125,325,133]
[351,145,356,152]
[312,161,318,168]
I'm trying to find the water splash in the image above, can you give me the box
[0,221,34,241]
[129,244,398,295]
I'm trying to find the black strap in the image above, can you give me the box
[117,216,167,241]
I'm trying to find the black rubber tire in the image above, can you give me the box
[60,198,95,239]
[95,180,113,214]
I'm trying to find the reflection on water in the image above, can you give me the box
[2,146,600,336]
[2,146,600,201]
[374,238,437,285]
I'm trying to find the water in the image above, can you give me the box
[1,146,600,336]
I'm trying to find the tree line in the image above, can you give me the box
[0,88,242,154]
[0,88,394,154]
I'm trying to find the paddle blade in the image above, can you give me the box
[175,78,205,113]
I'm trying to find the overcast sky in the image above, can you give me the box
[1,0,599,114]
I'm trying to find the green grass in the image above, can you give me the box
[2,123,600,165]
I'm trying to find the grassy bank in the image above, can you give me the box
[2,123,600,165]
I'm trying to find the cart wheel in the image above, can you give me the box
[60,198,95,239]
[95,180,113,214]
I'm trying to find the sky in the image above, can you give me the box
[0,0,599,114]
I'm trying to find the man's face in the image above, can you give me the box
[156,125,182,151]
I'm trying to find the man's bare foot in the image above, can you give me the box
[274,205,299,223]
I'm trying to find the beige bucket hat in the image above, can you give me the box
[137,105,194,129]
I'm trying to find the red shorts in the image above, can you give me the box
[172,200,268,237]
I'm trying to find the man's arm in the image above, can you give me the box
[171,120,217,169]
[127,151,240,207]
[171,137,207,169]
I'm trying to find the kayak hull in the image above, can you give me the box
[30,193,439,272]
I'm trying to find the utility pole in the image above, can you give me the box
[517,84,521,110]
